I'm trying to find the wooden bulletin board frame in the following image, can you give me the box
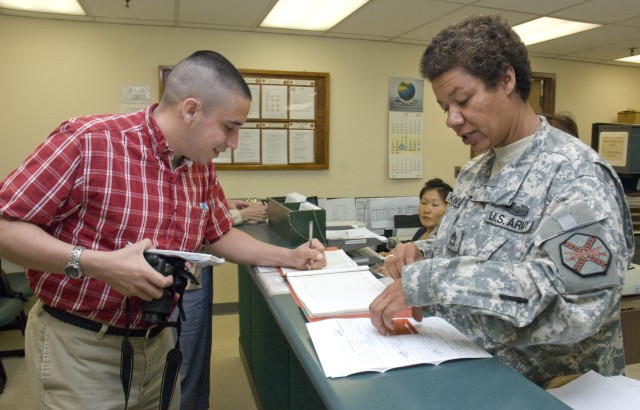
[159,66,330,170]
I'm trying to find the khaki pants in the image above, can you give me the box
[25,299,180,410]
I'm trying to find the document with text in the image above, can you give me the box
[280,248,369,277]
[287,269,386,318]
[306,317,492,378]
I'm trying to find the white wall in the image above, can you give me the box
[1,15,639,303]
[4,15,637,199]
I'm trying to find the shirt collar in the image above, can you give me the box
[473,117,550,205]
[145,103,170,161]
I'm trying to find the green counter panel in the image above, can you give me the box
[236,224,569,410]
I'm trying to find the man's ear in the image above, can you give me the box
[182,98,201,124]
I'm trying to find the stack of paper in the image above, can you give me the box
[287,270,386,319]
[547,370,640,409]
[325,227,387,242]
[255,266,290,296]
[306,317,492,378]
[281,249,386,319]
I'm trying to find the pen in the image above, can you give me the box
[307,220,313,270]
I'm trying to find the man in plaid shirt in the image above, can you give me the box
[0,50,325,410]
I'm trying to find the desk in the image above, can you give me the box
[237,224,569,410]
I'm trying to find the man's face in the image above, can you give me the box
[431,67,516,153]
[184,94,251,166]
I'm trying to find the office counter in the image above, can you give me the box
[236,224,569,410]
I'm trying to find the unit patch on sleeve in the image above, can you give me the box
[560,233,611,277]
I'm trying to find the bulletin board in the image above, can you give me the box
[159,66,330,170]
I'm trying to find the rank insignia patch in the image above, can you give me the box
[560,234,611,277]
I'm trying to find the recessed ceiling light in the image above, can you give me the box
[615,55,640,64]
[513,17,600,46]
[0,0,85,15]
[261,0,370,31]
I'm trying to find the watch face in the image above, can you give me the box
[64,265,82,279]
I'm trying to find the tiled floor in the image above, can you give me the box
[2,311,640,409]
[0,313,257,410]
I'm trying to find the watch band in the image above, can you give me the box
[64,245,85,278]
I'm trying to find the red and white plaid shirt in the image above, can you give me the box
[0,104,232,328]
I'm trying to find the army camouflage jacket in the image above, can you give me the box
[406,118,634,386]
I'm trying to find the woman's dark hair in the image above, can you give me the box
[419,14,532,101]
[544,113,579,138]
[420,178,453,202]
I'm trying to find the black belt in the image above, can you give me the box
[43,304,165,338]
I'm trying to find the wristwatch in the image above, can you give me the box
[63,246,86,279]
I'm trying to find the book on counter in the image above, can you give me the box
[306,317,492,378]
[281,249,386,319]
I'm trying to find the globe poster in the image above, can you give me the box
[388,77,424,112]
[388,77,424,179]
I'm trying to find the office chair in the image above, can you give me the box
[0,270,28,394]
[0,269,28,354]
[392,214,423,243]
[0,259,32,301]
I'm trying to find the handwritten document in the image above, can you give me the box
[307,317,491,378]
[280,249,369,277]
[287,270,385,318]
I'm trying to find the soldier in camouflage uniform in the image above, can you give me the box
[370,14,635,387]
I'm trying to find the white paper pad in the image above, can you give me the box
[307,317,491,378]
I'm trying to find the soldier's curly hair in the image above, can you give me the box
[419,14,532,101]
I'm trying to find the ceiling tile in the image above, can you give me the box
[179,0,272,27]
[330,0,462,37]
[84,0,175,22]
[550,0,640,24]
[528,25,640,56]
[475,0,585,15]
[1,0,638,68]
[398,6,535,42]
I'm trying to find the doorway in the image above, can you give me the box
[528,72,556,114]
[469,72,556,159]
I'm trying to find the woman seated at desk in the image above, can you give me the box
[379,178,452,275]
[412,178,453,241]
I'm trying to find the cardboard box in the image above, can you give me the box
[618,110,640,124]
[267,197,326,246]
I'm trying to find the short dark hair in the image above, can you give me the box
[420,178,453,202]
[162,50,251,111]
[419,14,532,101]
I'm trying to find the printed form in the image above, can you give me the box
[307,317,491,378]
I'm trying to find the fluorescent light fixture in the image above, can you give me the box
[513,17,600,46]
[615,55,640,64]
[0,0,85,15]
[261,0,370,31]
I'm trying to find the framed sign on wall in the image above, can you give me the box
[160,66,330,170]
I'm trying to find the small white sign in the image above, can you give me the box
[122,85,152,104]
